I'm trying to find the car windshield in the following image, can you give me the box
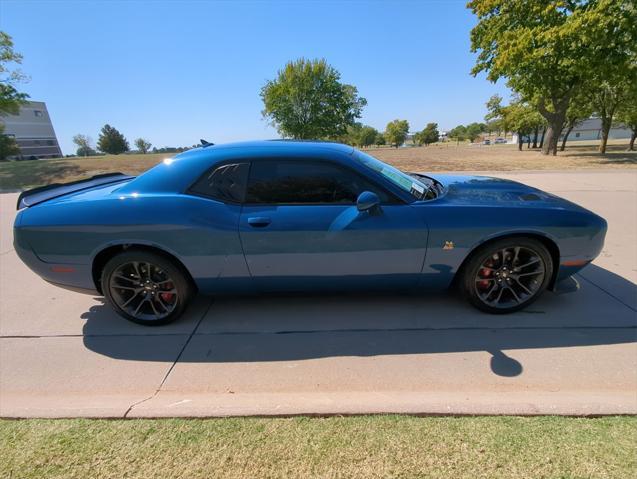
[354,150,434,200]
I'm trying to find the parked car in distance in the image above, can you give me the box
[14,140,607,325]
[494,137,507,144]
[482,139,491,145]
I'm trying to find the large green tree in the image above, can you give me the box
[465,122,486,142]
[260,58,367,139]
[384,120,409,148]
[486,95,544,149]
[560,91,593,151]
[343,122,361,146]
[72,134,93,157]
[0,31,29,116]
[468,0,637,156]
[0,123,20,160]
[484,95,504,134]
[97,124,129,155]
[503,101,543,151]
[358,125,378,148]
[615,82,637,151]
[586,61,637,153]
[134,137,152,154]
[448,125,467,143]
[415,123,439,146]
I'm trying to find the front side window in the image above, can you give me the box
[189,162,249,203]
[246,160,392,205]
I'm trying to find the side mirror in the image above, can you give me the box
[356,191,381,213]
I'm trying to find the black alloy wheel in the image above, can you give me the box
[102,250,193,325]
[461,238,553,314]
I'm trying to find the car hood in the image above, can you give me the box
[430,174,585,210]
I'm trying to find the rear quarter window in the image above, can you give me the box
[188,162,249,203]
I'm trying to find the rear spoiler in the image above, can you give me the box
[16,172,134,210]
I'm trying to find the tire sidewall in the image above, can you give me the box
[101,250,192,325]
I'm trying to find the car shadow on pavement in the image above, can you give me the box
[82,264,637,378]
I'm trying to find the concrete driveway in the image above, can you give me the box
[1,170,636,418]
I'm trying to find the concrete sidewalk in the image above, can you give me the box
[1,170,636,418]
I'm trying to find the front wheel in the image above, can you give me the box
[102,250,194,325]
[460,238,553,314]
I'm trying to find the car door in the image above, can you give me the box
[238,158,429,291]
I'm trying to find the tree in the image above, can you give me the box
[0,123,20,160]
[0,31,29,116]
[97,124,129,154]
[448,125,468,143]
[468,0,637,156]
[358,125,378,148]
[343,122,363,146]
[72,134,93,157]
[617,110,637,151]
[464,122,486,142]
[495,98,543,151]
[587,63,636,153]
[417,123,439,146]
[260,58,367,139]
[616,83,637,151]
[375,132,386,146]
[134,137,152,154]
[484,94,505,134]
[384,120,409,148]
[560,93,593,151]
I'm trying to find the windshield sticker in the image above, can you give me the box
[381,167,413,190]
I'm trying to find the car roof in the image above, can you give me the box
[118,140,357,194]
[177,139,355,159]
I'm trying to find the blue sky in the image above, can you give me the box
[2,0,510,155]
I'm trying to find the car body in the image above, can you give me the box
[14,140,607,323]
[494,138,507,144]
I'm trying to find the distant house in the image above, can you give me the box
[1,101,63,159]
[511,117,632,145]
[562,117,631,141]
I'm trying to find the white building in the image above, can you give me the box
[1,101,62,159]
[563,117,632,141]
[511,117,633,145]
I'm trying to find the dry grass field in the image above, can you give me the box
[0,140,635,191]
[370,141,636,172]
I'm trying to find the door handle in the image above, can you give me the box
[247,216,272,227]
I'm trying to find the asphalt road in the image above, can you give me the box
[1,170,635,418]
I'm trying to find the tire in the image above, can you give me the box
[459,237,553,314]
[101,250,194,326]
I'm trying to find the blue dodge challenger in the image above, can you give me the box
[14,141,607,325]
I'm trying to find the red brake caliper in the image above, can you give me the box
[160,282,175,303]
[478,261,493,290]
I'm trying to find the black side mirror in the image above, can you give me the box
[356,191,381,213]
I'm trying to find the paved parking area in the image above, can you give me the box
[1,170,635,417]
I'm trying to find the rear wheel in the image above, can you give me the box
[460,238,553,314]
[101,250,194,325]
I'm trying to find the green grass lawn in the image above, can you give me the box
[1,416,635,478]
